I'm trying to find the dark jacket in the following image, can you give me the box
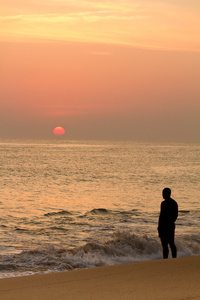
[158,198,178,238]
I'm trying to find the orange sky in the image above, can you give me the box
[0,0,200,141]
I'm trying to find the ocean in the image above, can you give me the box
[0,139,199,278]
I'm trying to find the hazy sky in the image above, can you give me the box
[0,0,199,141]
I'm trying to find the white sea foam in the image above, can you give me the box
[0,230,199,278]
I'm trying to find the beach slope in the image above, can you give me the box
[0,256,199,300]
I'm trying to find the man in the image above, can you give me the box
[158,188,178,259]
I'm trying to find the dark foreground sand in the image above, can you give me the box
[0,256,199,300]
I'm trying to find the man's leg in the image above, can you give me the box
[160,237,169,259]
[169,231,177,258]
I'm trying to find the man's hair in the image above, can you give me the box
[162,187,171,199]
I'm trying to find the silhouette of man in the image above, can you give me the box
[158,188,178,259]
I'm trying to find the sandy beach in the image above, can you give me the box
[0,256,199,300]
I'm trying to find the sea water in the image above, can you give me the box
[0,139,199,278]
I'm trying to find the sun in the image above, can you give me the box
[53,127,65,135]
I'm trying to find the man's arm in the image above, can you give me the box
[174,201,178,222]
[158,202,165,237]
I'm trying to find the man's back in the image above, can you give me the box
[159,198,178,233]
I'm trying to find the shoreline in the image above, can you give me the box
[0,256,199,299]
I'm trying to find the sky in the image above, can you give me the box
[0,0,200,141]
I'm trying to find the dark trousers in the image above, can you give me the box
[160,230,177,259]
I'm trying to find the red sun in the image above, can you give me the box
[53,127,65,135]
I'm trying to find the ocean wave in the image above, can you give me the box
[117,210,141,217]
[44,210,72,217]
[0,224,7,228]
[71,231,160,257]
[90,208,109,215]
[14,227,30,232]
[87,208,141,217]
[0,264,18,271]
[1,230,199,278]
[48,226,68,231]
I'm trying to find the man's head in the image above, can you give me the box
[162,187,171,199]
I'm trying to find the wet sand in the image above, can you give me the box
[0,256,199,300]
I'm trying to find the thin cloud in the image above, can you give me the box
[0,10,145,23]
[0,1,199,52]
[38,104,127,117]
[39,105,86,115]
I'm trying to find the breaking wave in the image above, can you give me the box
[0,230,199,278]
